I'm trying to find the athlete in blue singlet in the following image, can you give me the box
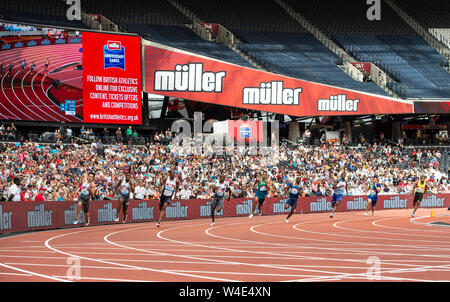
[330,173,347,218]
[284,177,302,223]
[365,176,381,217]
[249,171,271,218]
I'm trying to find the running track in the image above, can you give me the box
[0,208,449,282]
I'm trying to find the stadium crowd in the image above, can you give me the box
[0,135,448,202]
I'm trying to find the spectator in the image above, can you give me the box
[303,129,311,145]
[34,188,46,202]
[102,128,109,142]
[7,177,21,202]
[134,180,146,200]
[132,130,139,141]
[179,184,192,200]
[125,126,133,143]
[66,126,72,139]
[116,127,123,143]
[20,184,34,201]
[80,126,87,140]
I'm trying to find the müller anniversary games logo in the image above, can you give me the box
[104,40,125,70]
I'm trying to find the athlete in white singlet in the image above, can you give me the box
[209,174,231,226]
[114,171,135,223]
[74,172,96,226]
[157,170,180,227]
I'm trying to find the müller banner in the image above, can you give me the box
[0,194,448,234]
[143,41,414,117]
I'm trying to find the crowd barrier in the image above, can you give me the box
[0,194,448,234]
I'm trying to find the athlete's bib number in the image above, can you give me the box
[81,187,89,196]
[120,186,129,195]
[164,184,175,196]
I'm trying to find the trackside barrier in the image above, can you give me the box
[0,194,448,234]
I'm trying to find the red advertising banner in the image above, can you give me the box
[1,194,448,234]
[82,32,142,124]
[143,43,413,117]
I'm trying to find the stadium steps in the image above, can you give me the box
[173,0,391,96]
[333,33,450,99]
[273,0,397,97]
[384,0,450,64]
[165,0,265,70]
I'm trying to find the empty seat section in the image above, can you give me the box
[236,31,389,96]
[0,0,88,28]
[333,33,450,99]
[178,0,306,32]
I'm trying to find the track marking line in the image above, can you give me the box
[0,262,70,282]
[45,227,240,282]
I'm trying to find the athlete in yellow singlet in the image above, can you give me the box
[411,175,427,217]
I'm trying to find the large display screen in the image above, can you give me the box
[0,22,142,124]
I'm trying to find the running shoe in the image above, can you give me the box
[248,214,254,218]
[114,216,120,222]
[122,215,127,223]
[85,219,90,226]
[329,213,334,218]
[156,222,160,228]
[364,212,368,217]
[210,222,215,226]
[285,219,289,223]
[73,219,79,225]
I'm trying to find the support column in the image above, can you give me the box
[288,121,300,143]
[344,120,352,141]
[392,121,401,141]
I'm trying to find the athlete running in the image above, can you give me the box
[157,170,180,227]
[73,171,96,226]
[330,173,347,218]
[411,175,428,217]
[114,171,135,223]
[284,177,303,223]
[209,174,231,226]
[249,171,271,218]
[365,176,381,217]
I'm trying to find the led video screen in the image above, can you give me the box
[0,23,142,124]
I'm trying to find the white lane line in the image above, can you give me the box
[51,276,152,282]
[0,262,70,282]
[45,227,239,282]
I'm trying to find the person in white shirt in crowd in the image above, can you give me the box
[179,184,192,200]
[134,179,146,200]
[7,177,21,202]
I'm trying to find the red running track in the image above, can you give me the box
[0,208,449,282]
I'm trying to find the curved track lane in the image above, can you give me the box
[0,208,449,282]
